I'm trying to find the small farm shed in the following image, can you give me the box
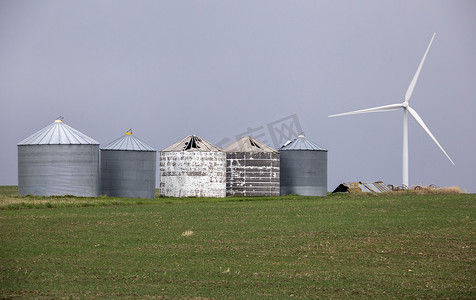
[101,130,156,199]
[17,118,100,197]
[159,135,226,198]
[223,136,280,196]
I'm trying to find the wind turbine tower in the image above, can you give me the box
[329,33,454,188]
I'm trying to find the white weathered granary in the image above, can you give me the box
[279,134,328,196]
[223,136,279,196]
[159,135,226,197]
[101,130,156,199]
[17,118,100,197]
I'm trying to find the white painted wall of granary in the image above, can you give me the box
[159,151,226,198]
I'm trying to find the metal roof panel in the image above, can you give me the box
[102,132,155,151]
[18,119,99,145]
[333,181,392,193]
[279,134,327,151]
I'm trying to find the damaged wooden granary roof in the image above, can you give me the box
[161,134,221,152]
[223,136,280,197]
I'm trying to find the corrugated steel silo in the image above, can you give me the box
[279,134,328,196]
[223,136,280,196]
[17,118,100,197]
[160,135,226,198]
[101,130,156,199]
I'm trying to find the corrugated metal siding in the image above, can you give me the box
[100,132,156,198]
[279,135,328,196]
[332,182,392,193]
[18,144,100,196]
[360,182,392,193]
[279,150,328,196]
[100,150,156,199]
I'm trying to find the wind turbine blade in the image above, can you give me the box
[405,33,436,102]
[328,103,402,118]
[406,106,455,165]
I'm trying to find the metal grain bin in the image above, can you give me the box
[101,130,156,199]
[17,118,100,197]
[223,136,279,196]
[159,135,226,198]
[279,134,328,196]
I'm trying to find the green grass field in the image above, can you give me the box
[1,186,474,299]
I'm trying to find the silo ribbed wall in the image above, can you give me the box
[280,150,327,196]
[226,152,280,196]
[18,144,100,197]
[159,151,226,197]
[101,150,156,199]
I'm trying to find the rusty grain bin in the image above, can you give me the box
[159,135,226,197]
[17,118,100,197]
[101,130,156,199]
[223,136,279,196]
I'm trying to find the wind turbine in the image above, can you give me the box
[328,33,454,188]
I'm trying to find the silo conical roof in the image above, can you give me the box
[162,135,221,152]
[18,118,99,145]
[102,130,155,151]
[279,134,327,151]
[223,136,278,153]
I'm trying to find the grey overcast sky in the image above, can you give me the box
[1,1,475,192]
